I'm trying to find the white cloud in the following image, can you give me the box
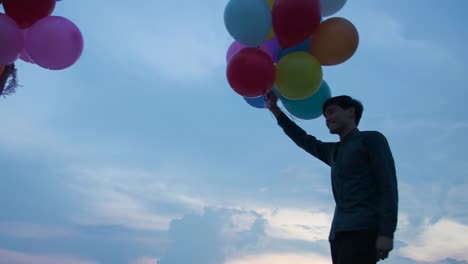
[158,208,265,264]
[228,211,259,233]
[0,249,98,264]
[444,184,468,222]
[72,186,172,231]
[260,208,332,242]
[132,257,159,264]
[69,167,210,231]
[225,252,331,264]
[0,222,74,240]
[399,218,468,262]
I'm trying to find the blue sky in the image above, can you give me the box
[1,0,468,263]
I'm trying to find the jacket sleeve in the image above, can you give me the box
[276,112,336,166]
[366,131,399,238]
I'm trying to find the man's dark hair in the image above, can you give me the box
[322,95,364,126]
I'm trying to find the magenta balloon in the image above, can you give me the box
[226,41,246,62]
[25,16,84,70]
[0,13,23,66]
[226,39,277,62]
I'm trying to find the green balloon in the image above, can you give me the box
[275,51,323,100]
[281,80,332,120]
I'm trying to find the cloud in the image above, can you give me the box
[225,252,330,264]
[132,257,159,264]
[0,249,98,264]
[70,168,174,231]
[444,184,468,223]
[158,208,266,264]
[69,167,213,231]
[260,208,332,242]
[155,205,337,264]
[0,222,74,240]
[399,218,468,262]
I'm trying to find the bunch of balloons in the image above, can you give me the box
[224,0,358,120]
[0,0,84,70]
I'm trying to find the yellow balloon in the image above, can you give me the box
[266,0,275,40]
[266,0,275,9]
[275,52,323,100]
[267,27,275,40]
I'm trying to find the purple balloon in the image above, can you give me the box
[19,29,35,64]
[226,38,279,62]
[19,49,34,63]
[0,13,23,66]
[25,16,84,70]
[263,37,280,62]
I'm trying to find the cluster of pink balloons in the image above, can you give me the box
[0,0,84,70]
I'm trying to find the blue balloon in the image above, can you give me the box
[243,95,266,109]
[280,80,332,120]
[278,37,312,60]
[242,88,280,109]
[224,0,271,47]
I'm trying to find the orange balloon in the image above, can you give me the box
[309,17,359,66]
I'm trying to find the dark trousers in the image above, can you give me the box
[330,230,378,264]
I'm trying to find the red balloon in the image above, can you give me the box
[227,48,276,98]
[2,0,56,28]
[272,0,321,48]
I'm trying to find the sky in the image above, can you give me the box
[1,0,468,263]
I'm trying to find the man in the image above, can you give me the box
[265,91,398,264]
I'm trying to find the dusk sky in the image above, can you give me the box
[1,0,467,263]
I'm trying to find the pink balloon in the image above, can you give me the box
[25,16,84,70]
[226,39,278,62]
[0,13,24,66]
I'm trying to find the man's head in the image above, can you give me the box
[322,95,363,134]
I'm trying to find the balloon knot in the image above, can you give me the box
[0,64,20,98]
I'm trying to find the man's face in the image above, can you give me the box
[324,104,355,134]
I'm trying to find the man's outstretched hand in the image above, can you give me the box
[265,90,282,117]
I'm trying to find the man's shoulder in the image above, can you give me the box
[359,130,388,142]
[359,130,385,136]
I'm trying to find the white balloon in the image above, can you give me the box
[320,0,347,17]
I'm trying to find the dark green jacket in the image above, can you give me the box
[277,113,398,241]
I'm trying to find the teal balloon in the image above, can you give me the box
[280,80,332,120]
[224,0,271,46]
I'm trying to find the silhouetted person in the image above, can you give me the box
[266,91,398,264]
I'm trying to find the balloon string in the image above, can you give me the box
[264,94,299,122]
[0,64,19,99]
